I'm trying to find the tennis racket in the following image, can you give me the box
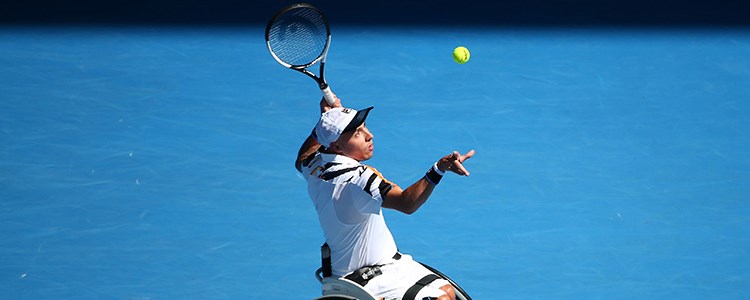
[265,3,336,105]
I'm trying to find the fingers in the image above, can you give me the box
[320,97,332,112]
[444,149,475,177]
[462,149,476,161]
[319,94,342,112]
[450,159,470,176]
[331,95,342,108]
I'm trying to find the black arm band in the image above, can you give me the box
[424,165,443,185]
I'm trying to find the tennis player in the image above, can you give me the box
[296,95,474,300]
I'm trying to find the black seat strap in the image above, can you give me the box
[402,274,440,300]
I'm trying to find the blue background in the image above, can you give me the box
[2,1,749,299]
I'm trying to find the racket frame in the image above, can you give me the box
[265,3,336,105]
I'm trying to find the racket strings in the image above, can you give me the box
[267,7,329,67]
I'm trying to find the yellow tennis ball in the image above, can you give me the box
[453,46,470,64]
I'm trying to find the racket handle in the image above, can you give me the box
[321,86,336,106]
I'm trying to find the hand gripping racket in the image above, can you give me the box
[265,3,336,105]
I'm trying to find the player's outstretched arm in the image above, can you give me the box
[382,150,475,214]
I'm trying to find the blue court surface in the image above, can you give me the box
[2,23,750,299]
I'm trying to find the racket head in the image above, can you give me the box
[265,3,331,69]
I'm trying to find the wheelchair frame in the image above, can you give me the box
[313,262,472,300]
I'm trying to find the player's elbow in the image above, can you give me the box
[400,207,417,215]
[397,202,420,215]
[383,189,422,215]
[384,199,418,215]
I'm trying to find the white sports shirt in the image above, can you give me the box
[301,152,398,277]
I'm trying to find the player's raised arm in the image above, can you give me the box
[295,96,343,172]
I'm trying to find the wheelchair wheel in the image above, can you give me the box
[313,295,358,300]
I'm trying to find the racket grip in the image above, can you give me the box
[321,86,336,106]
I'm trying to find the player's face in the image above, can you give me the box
[335,123,374,162]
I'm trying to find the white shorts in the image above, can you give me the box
[362,254,450,300]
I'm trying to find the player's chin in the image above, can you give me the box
[360,149,374,161]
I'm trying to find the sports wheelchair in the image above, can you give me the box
[313,245,471,300]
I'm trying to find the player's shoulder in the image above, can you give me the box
[302,153,364,180]
[320,161,366,182]
[361,165,393,185]
[354,164,394,199]
[300,151,322,171]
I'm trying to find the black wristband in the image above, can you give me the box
[424,165,443,185]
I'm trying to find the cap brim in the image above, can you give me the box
[342,106,373,134]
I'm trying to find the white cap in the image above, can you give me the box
[313,106,374,148]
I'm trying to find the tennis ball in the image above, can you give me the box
[453,46,470,64]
